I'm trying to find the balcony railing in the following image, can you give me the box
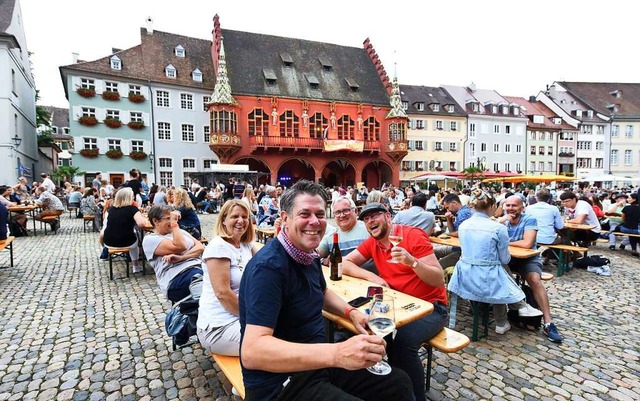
[249,136,323,150]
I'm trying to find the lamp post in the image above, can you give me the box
[11,135,22,147]
[148,151,154,171]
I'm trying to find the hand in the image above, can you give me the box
[348,309,369,335]
[390,246,413,266]
[170,210,182,222]
[333,334,386,370]
[162,254,181,263]
[444,211,453,220]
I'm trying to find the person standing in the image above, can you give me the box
[92,173,102,191]
[40,173,56,193]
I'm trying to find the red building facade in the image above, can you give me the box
[207,16,407,189]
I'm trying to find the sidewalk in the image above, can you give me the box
[0,213,638,401]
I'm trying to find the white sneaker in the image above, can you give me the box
[519,304,543,317]
[596,266,611,276]
[495,321,511,334]
[587,265,600,273]
[132,265,142,273]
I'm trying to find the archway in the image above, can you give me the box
[321,159,356,188]
[235,157,272,185]
[277,158,316,185]
[362,160,393,189]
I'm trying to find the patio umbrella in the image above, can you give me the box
[482,174,575,184]
[576,174,632,182]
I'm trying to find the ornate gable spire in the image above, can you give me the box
[210,37,238,106]
[386,63,406,119]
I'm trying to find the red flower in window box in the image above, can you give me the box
[128,92,146,103]
[76,87,95,98]
[103,117,122,128]
[79,148,99,158]
[78,115,98,126]
[129,151,147,160]
[128,121,145,130]
[101,91,120,101]
[105,149,123,159]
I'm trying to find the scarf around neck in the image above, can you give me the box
[277,228,319,266]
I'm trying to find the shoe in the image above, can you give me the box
[632,251,639,257]
[543,322,563,343]
[596,266,611,276]
[202,211,209,215]
[519,304,543,317]
[587,266,600,273]
[608,245,616,250]
[132,265,142,273]
[620,244,626,250]
[98,256,108,262]
[495,321,511,334]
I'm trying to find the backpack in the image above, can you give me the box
[9,215,28,237]
[507,281,542,330]
[573,255,610,269]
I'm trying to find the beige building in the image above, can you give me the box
[399,85,466,181]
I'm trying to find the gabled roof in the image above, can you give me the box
[41,105,70,129]
[60,28,215,97]
[559,82,640,118]
[220,29,390,106]
[399,85,466,116]
[442,85,521,117]
[0,0,16,34]
[504,96,574,130]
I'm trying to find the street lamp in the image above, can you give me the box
[149,151,154,170]
[11,135,22,147]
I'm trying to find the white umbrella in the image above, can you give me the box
[411,174,460,181]
[577,174,632,182]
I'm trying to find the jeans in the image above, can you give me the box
[167,267,203,302]
[389,302,448,401]
[608,221,621,246]
[620,226,639,250]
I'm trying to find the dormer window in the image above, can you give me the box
[533,115,544,124]
[413,102,424,111]
[447,105,455,113]
[280,53,293,67]
[192,68,202,82]
[165,64,176,78]
[502,106,509,114]
[345,78,359,92]
[318,58,332,72]
[472,103,479,112]
[431,103,439,112]
[610,90,622,98]
[553,117,562,124]
[402,101,409,111]
[175,45,185,58]
[575,110,583,117]
[492,105,498,114]
[587,110,594,118]
[305,73,320,89]
[512,106,519,115]
[263,69,277,85]
[110,55,121,70]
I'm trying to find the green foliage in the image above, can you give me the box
[37,130,54,146]
[51,166,84,183]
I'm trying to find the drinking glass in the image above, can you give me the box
[366,294,395,375]
[387,224,404,263]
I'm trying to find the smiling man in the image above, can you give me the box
[342,202,448,401]
[239,181,412,401]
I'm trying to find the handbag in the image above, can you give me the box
[599,218,610,231]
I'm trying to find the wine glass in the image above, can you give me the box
[387,224,404,263]
[367,294,396,375]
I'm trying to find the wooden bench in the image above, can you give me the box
[423,327,470,392]
[548,244,588,276]
[211,353,244,399]
[67,205,78,218]
[0,236,15,269]
[83,215,95,233]
[41,215,60,234]
[106,247,145,280]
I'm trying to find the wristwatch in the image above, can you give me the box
[411,258,419,269]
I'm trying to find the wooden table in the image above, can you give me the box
[256,227,276,243]
[8,205,38,236]
[429,235,540,259]
[563,222,596,231]
[321,268,433,335]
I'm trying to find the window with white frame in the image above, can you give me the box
[51,127,59,134]
[581,125,592,134]
[435,121,443,130]
[106,110,119,120]
[493,124,500,134]
[105,81,118,92]
[129,84,141,95]
[611,150,618,165]
[470,143,475,155]
[596,125,604,135]
[156,90,170,107]
[434,142,443,151]
[183,173,192,186]
[547,162,553,171]
[469,123,476,137]
[402,101,408,110]
[493,162,500,171]
[157,122,171,140]
[80,78,95,90]
[131,140,144,152]
[502,106,509,115]
[203,96,211,112]
[530,161,536,171]
[449,142,457,152]
[83,137,97,149]
[450,121,457,131]
[595,141,604,150]
[57,158,63,167]
[492,105,498,114]
[505,144,511,153]
[577,158,591,168]
[560,132,575,140]
[516,145,522,153]
[612,125,619,137]
[505,125,511,134]
[165,64,176,78]
[530,146,536,155]
[130,112,143,123]
[416,103,425,111]
[416,161,424,171]
[447,105,455,113]
[481,143,487,152]
[203,159,218,169]
[175,45,185,57]
[108,139,121,151]
[538,146,544,155]
[415,120,424,129]
[538,161,544,171]
[626,125,633,138]
[538,132,545,140]
[203,126,210,143]
[515,163,521,172]
[595,158,603,169]
[160,171,173,187]
[494,143,500,152]
[192,69,202,82]
[180,93,193,110]
[548,146,553,155]
[81,107,95,117]
[159,157,173,168]
[415,140,424,150]
[431,104,439,112]
[181,124,195,142]
[182,158,196,169]
[505,163,510,172]
[63,127,70,134]
[625,150,632,165]
[11,69,16,93]
[110,56,121,70]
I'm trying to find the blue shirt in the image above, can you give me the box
[239,240,327,399]
[525,202,563,244]
[393,206,436,234]
[505,214,538,248]
[454,205,473,231]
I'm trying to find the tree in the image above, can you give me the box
[51,166,84,184]
[35,90,51,127]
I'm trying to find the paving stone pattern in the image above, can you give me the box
[0,213,638,401]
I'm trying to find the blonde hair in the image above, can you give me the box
[470,188,495,212]
[215,199,255,244]
[173,188,195,210]
[242,187,256,201]
[113,187,134,208]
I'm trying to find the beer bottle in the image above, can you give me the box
[330,232,342,281]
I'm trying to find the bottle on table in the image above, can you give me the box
[330,232,342,281]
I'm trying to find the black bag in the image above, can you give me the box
[165,298,199,347]
[573,255,610,269]
[9,215,28,237]
[599,218,610,231]
[508,282,542,330]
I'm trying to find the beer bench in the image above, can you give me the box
[211,353,244,399]
[0,237,15,269]
[547,244,588,276]
[422,327,470,392]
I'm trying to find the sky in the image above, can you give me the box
[20,0,640,108]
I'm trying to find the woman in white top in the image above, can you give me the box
[197,199,258,356]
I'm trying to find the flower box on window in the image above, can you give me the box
[103,117,122,128]
[128,121,145,130]
[558,152,575,157]
[76,88,96,98]
[101,91,120,101]
[129,151,147,160]
[105,149,124,159]
[128,92,146,103]
[78,115,98,126]
[79,148,99,158]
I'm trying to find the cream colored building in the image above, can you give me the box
[399,85,466,182]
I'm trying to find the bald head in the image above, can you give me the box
[503,195,524,220]
[505,195,523,206]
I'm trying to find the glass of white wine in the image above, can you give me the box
[366,294,396,375]
[387,224,403,263]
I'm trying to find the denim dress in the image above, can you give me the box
[448,213,524,304]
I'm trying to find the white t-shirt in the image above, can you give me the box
[572,199,601,233]
[197,236,253,329]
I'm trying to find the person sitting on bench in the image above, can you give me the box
[559,191,601,247]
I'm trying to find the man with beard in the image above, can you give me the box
[500,195,564,343]
[239,181,412,401]
[342,202,448,401]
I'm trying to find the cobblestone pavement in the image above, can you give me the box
[0,213,638,401]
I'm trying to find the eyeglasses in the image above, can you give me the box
[362,211,385,223]
[333,208,354,217]
[158,216,172,221]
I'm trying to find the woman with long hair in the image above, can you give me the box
[241,187,258,216]
[621,193,640,256]
[80,187,102,231]
[172,188,202,239]
[197,200,258,355]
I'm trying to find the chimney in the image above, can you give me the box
[146,17,154,34]
[529,95,537,103]
[467,82,476,92]
[111,48,122,54]
[548,84,557,99]
[72,52,79,64]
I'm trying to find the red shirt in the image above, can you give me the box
[357,225,448,305]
